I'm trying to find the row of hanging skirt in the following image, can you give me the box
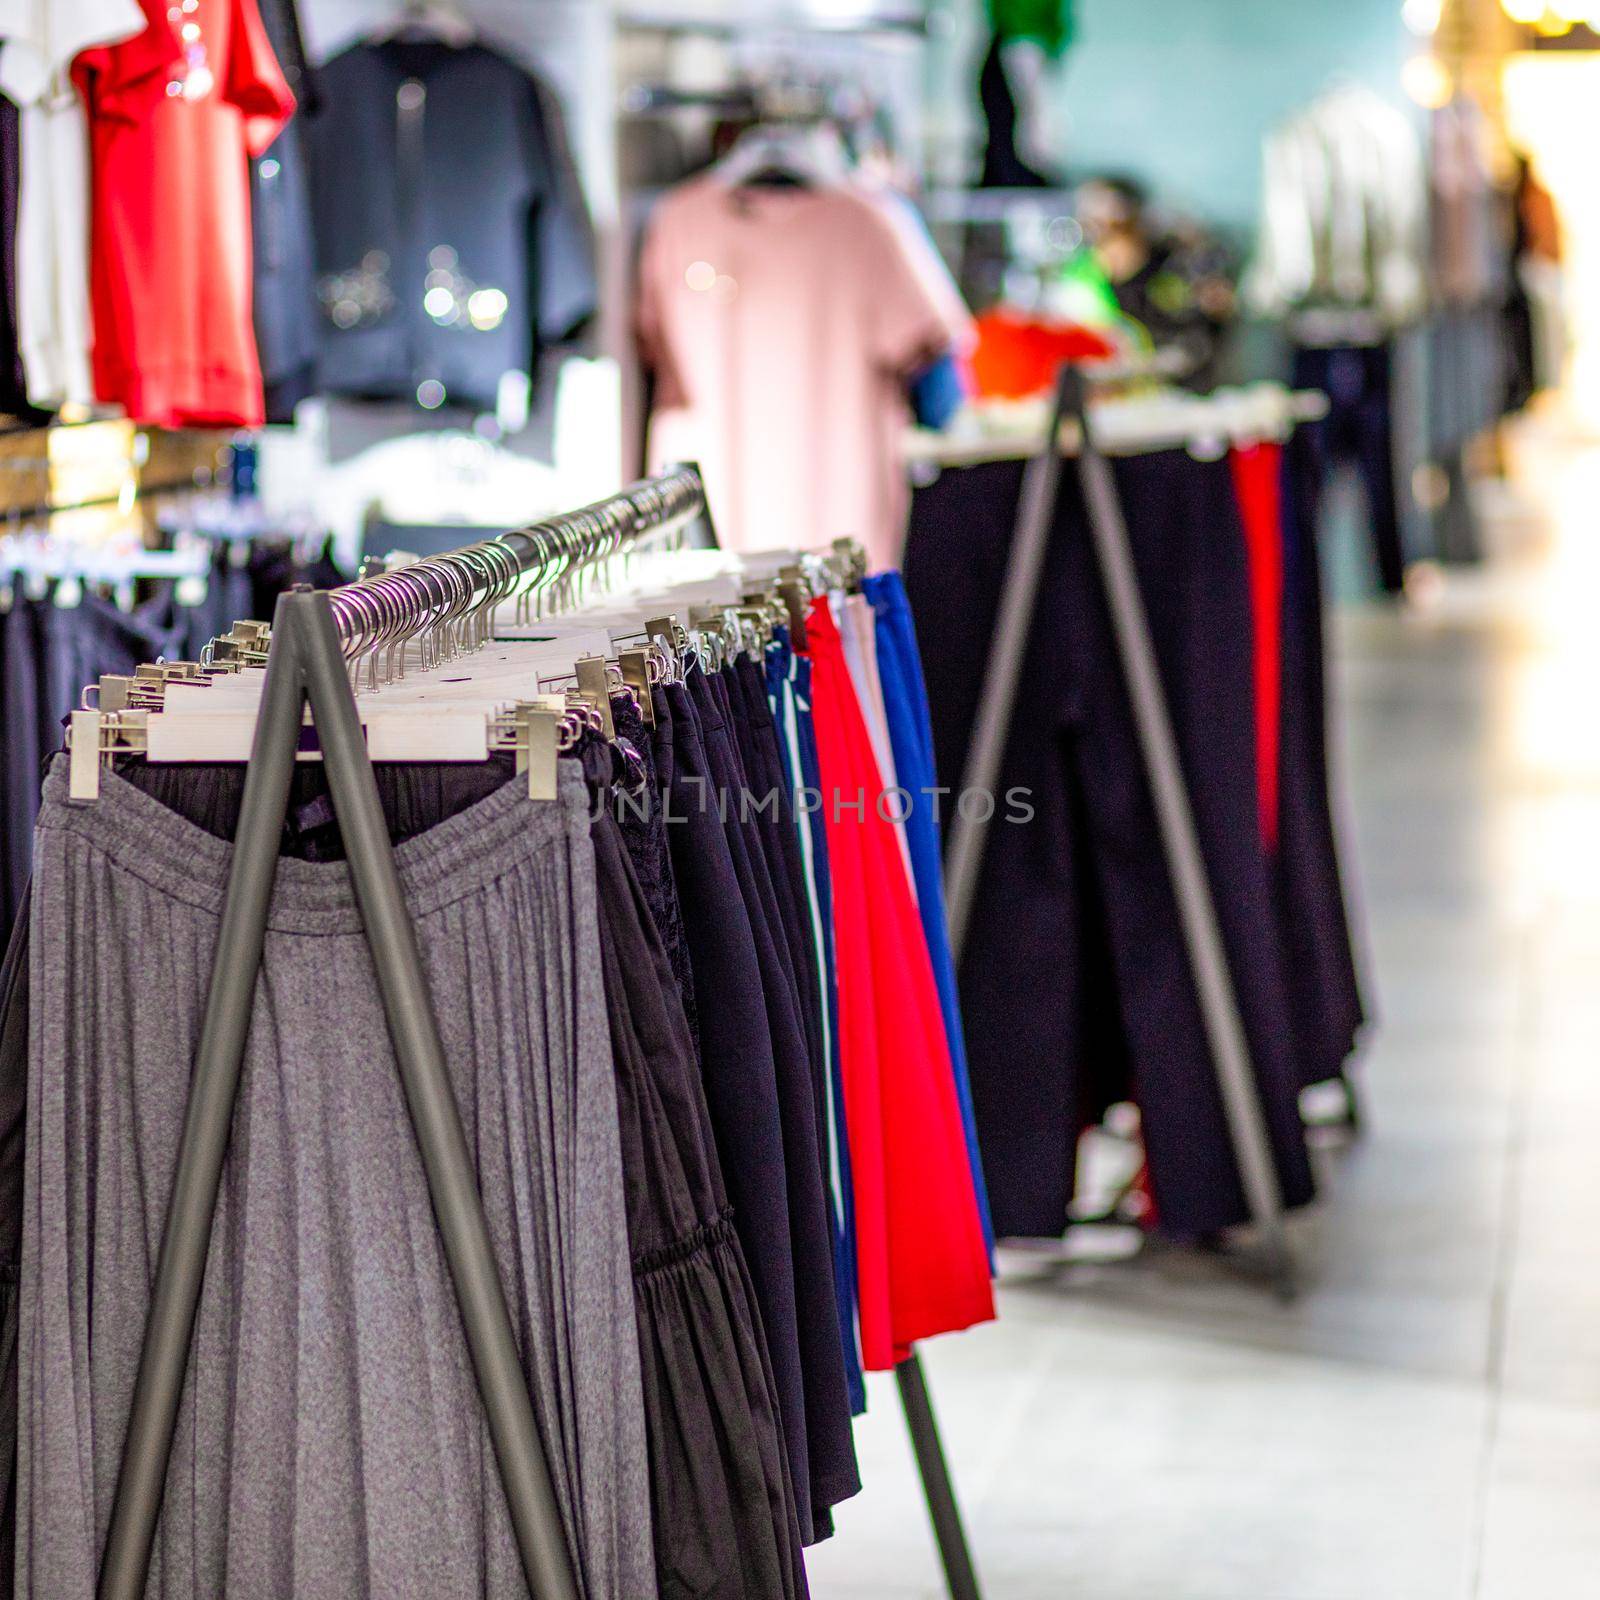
[0,562,995,1598]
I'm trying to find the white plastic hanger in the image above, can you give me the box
[711,121,851,190]
[370,0,475,47]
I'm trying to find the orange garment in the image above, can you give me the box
[970,308,1117,400]
[76,0,293,426]
[1520,171,1563,267]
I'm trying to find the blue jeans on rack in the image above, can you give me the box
[862,573,995,1259]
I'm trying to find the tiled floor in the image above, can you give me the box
[807,417,1600,1599]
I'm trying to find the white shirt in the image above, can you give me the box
[0,0,145,407]
[1246,84,1427,331]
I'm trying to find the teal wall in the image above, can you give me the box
[1053,0,1415,232]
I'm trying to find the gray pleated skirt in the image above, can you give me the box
[17,759,653,1599]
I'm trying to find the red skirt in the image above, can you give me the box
[805,596,994,1370]
[1230,442,1285,852]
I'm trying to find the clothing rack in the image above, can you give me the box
[941,368,1300,1297]
[93,464,987,1600]
[904,384,1331,473]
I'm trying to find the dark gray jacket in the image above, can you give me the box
[307,38,596,415]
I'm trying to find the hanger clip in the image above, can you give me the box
[645,615,683,677]
[68,710,102,803]
[739,606,771,648]
[830,537,867,591]
[513,704,561,801]
[618,649,655,726]
[574,655,617,739]
[96,675,134,713]
[777,581,811,649]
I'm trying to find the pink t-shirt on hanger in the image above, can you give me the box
[637,176,955,570]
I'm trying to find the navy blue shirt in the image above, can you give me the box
[307,38,596,415]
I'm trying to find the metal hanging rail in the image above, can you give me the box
[95,464,986,1600]
[325,464,709,657]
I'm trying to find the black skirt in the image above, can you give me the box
[590,812,806,1599]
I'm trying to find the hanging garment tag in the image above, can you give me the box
[69,711,102,802]
[618,649,655,726]
[574,656,616,739]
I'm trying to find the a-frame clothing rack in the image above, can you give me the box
[940,366,1300,1297]
[90,465,987,1600]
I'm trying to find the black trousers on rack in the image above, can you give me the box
[685,667,859,1539]
[0,542,343,952]
[654,677,860,1549]
[1290,342,1407,594]
[611,694,702,1057]
[905,450,1319,1243]
[0,569,263,931]
[0,594,190,946]
[728,655,830,1173]
[1279,435,1370,1087]
[589,800,807,1600]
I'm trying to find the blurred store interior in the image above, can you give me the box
[3,1,1600,1597]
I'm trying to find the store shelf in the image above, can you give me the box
[616,1,927,39]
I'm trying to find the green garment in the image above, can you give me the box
[986,0,1075,57]
[1051,248,1122,328]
